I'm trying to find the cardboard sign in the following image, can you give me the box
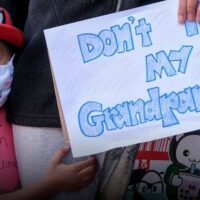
[44,1,200,157]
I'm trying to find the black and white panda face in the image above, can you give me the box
[176,135,200,170]
[137,171,163,193]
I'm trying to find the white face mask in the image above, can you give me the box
[0,55,14,107]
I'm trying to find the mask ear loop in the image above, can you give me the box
[8,54,15,65]
[0,54,15,68]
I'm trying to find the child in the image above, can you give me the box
[0,7,96,200]
[0,7,24,193]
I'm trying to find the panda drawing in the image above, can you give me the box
[164,132,200,200]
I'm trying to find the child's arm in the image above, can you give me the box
[178,0,200,23]
[1,147,97,200]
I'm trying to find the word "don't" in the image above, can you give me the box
[78,18,152,63]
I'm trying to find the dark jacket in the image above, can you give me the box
[0,1,163,199]
[0,0,162,127]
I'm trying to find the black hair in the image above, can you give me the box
[1,41,18,54]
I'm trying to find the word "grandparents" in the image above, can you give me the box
[78,85,200,137]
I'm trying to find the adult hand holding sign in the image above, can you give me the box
[178,0,200,23]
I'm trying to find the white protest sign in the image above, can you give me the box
[44,1,200,157]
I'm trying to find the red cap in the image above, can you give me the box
[0,7,24,48]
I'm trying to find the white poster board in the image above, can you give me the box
[44,1,200,157]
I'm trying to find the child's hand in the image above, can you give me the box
[0,147,97,200]
[178,0,200,23]
[43,147,97,193]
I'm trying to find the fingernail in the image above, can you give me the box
[178,15,184,24]
[64,142,71,150]
[196,17,200,23]
[187,14,195,21]
[90,156,96,163]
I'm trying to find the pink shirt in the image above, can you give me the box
[0,107,19,192]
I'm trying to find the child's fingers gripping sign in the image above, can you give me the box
[75,158,97,187]
[46,146,97,192]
